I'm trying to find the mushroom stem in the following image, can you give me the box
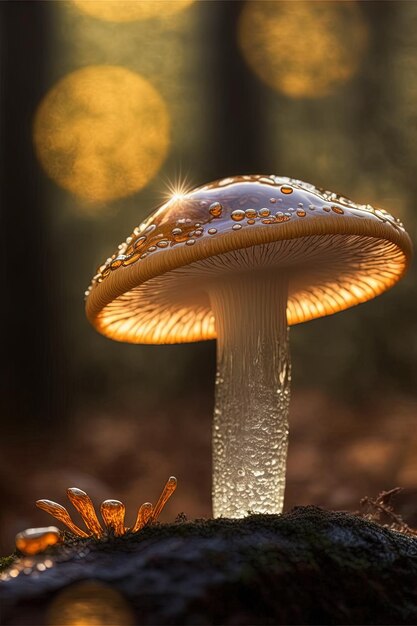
[209,272,291,518]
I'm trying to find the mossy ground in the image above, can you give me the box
[1,507,417,625]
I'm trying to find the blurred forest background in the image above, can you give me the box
[1,0,417,554]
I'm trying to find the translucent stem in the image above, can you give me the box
[209,273,291,518]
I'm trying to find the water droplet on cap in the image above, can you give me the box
[232,223,242,230]
[231,210,245,221]
[134,236,147,249]
[209,202,223,217]
[259,208,270,217]
[172,228,182,236]
[245,208,257,219]
[186,239,196,246]
[208,228,217,234]
[281,185,293,194]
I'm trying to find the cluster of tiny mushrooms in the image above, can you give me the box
[15,478,177,555]
[15,175,412,555]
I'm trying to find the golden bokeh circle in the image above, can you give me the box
[47,581,135,625]
[72,0,194,22]
[238,1,368,99]
[33,66,170,203]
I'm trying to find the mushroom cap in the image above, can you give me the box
[86,175,412,344]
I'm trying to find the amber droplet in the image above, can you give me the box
[209,202,223,217]
[297,210,306,217]
[247,219,255,225]
[100,500,126,537]
[208,228,217,235]
[245,208,257,219]
[132,502,153,533]
[322,206,331,212]
[134,236,147,249]
[122,253,140,266]
[67,488,104,538]
[152,477,177,522]
[280,185,293,194]
[259,208,270,217]
[36,500,89,538]
[261,218,274,224]
[331,206,344,214]
[110,258,124,270]
[16,527,61,556]
[231,209,245,221]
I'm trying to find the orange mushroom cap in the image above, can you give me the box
[86,175,412,344]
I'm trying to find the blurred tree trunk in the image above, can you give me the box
[0,2,67,443]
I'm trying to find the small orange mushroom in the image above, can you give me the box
[15,526,61,555]
[35,476,177,539]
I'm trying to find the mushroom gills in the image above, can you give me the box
[209,271,290,518]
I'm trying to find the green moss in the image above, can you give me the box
[0,554,16,572]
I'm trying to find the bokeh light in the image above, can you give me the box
[72,0,194,22]
[33,65,170,203]
[47,581,135,626]
[238,1,368,99]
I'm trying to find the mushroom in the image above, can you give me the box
[85,175,412,518]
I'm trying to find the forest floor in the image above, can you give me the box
[1,504,417,625]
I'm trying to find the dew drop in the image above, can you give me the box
[148,246,157,252]
[270,198,277,204]
[194,229,203,237]
[259,208,270,217]
[322,206,331,212]
[195,223,201,228]
[232,223,242,230]
[231,209,245,221]
[276,211,284,217]
[209,202,223,217]
[245,208,257,219]
[122,253,140,266]
[208,228,217,234]
[247,219,255,225]
[157,240,169,248]
[331,206,344,214]
[110,258,124,270]
[144,224,156,234]
[172,228,182,236]
[186,239,196,246]
[297,210,306,217]
[134,236,147,249]
[284,212,292,217]
[281,185,293,194]
[140,253,148,258]
[308,204,316,210]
